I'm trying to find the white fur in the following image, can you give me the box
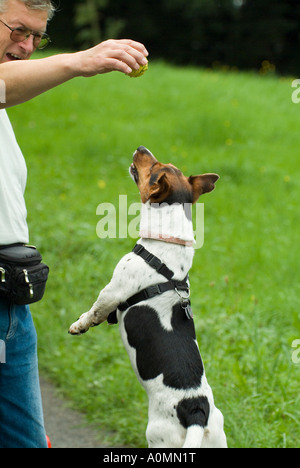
[69,202,227,448]
[139,201,195,245]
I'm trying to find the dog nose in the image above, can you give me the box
[134,147,157,163]
[136,146,152,155]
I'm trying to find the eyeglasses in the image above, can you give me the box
[0,19,51,50]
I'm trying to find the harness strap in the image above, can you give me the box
[107,244,190,324]
[118,278,189,312]
[132,244,174,280]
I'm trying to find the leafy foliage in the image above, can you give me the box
[48,0,300,74]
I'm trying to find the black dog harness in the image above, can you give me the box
[107,244,193,324]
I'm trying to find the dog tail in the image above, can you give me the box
[182,425,205,448]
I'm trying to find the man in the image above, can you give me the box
[0,0,148,448]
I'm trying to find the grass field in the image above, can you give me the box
[8,58,300,448]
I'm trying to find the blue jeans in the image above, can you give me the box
[0,297,47,448]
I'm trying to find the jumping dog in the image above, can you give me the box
[69,146,227,448]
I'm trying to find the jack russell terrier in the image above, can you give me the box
[69,146,227,448]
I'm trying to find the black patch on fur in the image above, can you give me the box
[163,190,193,205]
[124,303,204,389]
[149,172,159,186]
[107,310,118,324]
[177,396,210,428]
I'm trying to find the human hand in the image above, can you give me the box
[0,39,148,108]
[73,39,149,77]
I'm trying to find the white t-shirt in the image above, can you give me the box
[0,109,29,245]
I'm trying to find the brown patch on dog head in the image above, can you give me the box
[188,174,220,204]
[131,146,159,203]
[131,147,219,204]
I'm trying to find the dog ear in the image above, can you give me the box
[188,173,219,204]
[149,172,172,203]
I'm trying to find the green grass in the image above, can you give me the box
[8,58,300,448]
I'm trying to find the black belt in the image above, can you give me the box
[0,243,24,250]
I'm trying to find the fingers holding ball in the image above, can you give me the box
[128,60,149,78]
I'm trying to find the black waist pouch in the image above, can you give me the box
[0,244,49,306]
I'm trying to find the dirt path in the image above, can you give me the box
[40,376,109,448]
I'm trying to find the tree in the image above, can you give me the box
[75,0,125,48]
[48,0,300,75]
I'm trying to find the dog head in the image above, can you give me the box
[130,146,219,204]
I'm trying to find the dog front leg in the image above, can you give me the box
[69,251,140,335]
[68,282,121,335]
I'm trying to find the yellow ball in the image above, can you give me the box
[128,61,148,78]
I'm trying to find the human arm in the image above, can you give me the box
[0,39,148,108]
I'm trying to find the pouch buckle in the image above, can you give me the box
[23,269,34,298]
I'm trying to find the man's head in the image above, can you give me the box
[0,0,55,63]
[0,0,55,19]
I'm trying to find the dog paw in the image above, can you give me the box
[68,313,91,335]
